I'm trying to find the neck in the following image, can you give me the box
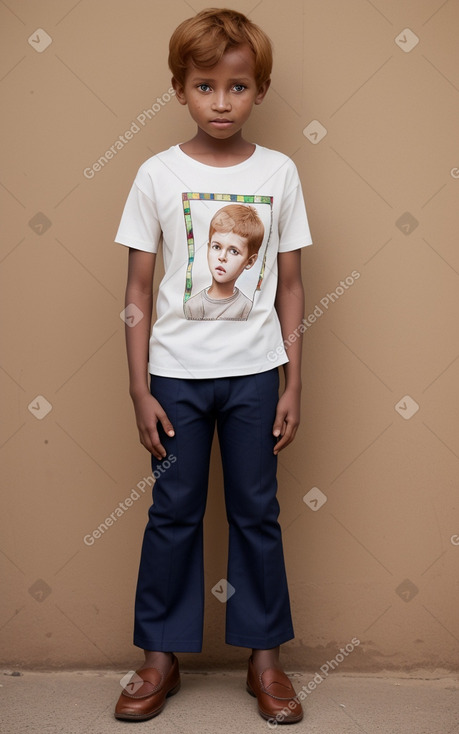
[208,282,237,299]
[180,129,255,166]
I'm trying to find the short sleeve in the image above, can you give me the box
[278,162,313,253]
[114,168,162,253]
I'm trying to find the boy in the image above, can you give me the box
[114,7,312,724]
[184,203,264,320]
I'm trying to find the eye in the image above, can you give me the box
[229,248,240,256]
[197,83,211,92]
[232,84,246,93]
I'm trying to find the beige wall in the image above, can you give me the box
[1,0,458,672]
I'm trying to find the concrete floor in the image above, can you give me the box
[1,668,458,734]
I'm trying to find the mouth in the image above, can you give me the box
[215,266,226,273]
[210,119,233,127]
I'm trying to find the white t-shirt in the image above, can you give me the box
[115,144,312,378]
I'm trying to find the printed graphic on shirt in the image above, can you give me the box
[182,193,273,321]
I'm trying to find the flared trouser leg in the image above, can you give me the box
[133,375,215,652]
[217,369,294,648]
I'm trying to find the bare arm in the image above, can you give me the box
[272,248,305,454]
[125,248,174,459]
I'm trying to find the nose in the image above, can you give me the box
[218,250,227,262]
[212,90,231,112]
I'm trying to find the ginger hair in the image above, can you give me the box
[169,7,273,88]
[208,204,264,258]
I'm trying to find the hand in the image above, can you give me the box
[272,387,301,455]
[131,392,175,460]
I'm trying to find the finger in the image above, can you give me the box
[272,410,287,438]
[273,422,297,454]
[139,425,166,460]
[273,433,288,454]
[149,430,167,459]
[158,410,175,438]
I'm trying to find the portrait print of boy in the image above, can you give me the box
[184,204,264,320]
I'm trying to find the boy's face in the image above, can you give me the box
[173,45,270,140]
[207,230,257,286]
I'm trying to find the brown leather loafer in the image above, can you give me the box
[246,655,303,724]
[114,655,180,720]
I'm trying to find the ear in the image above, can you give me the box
[254,78,271,105]
[245,254,258,269]
[172,77,187,106]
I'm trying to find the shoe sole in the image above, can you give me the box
[246,682,303,724]
[114,680,181,721]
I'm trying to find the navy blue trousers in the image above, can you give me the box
[133,369,294,652]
